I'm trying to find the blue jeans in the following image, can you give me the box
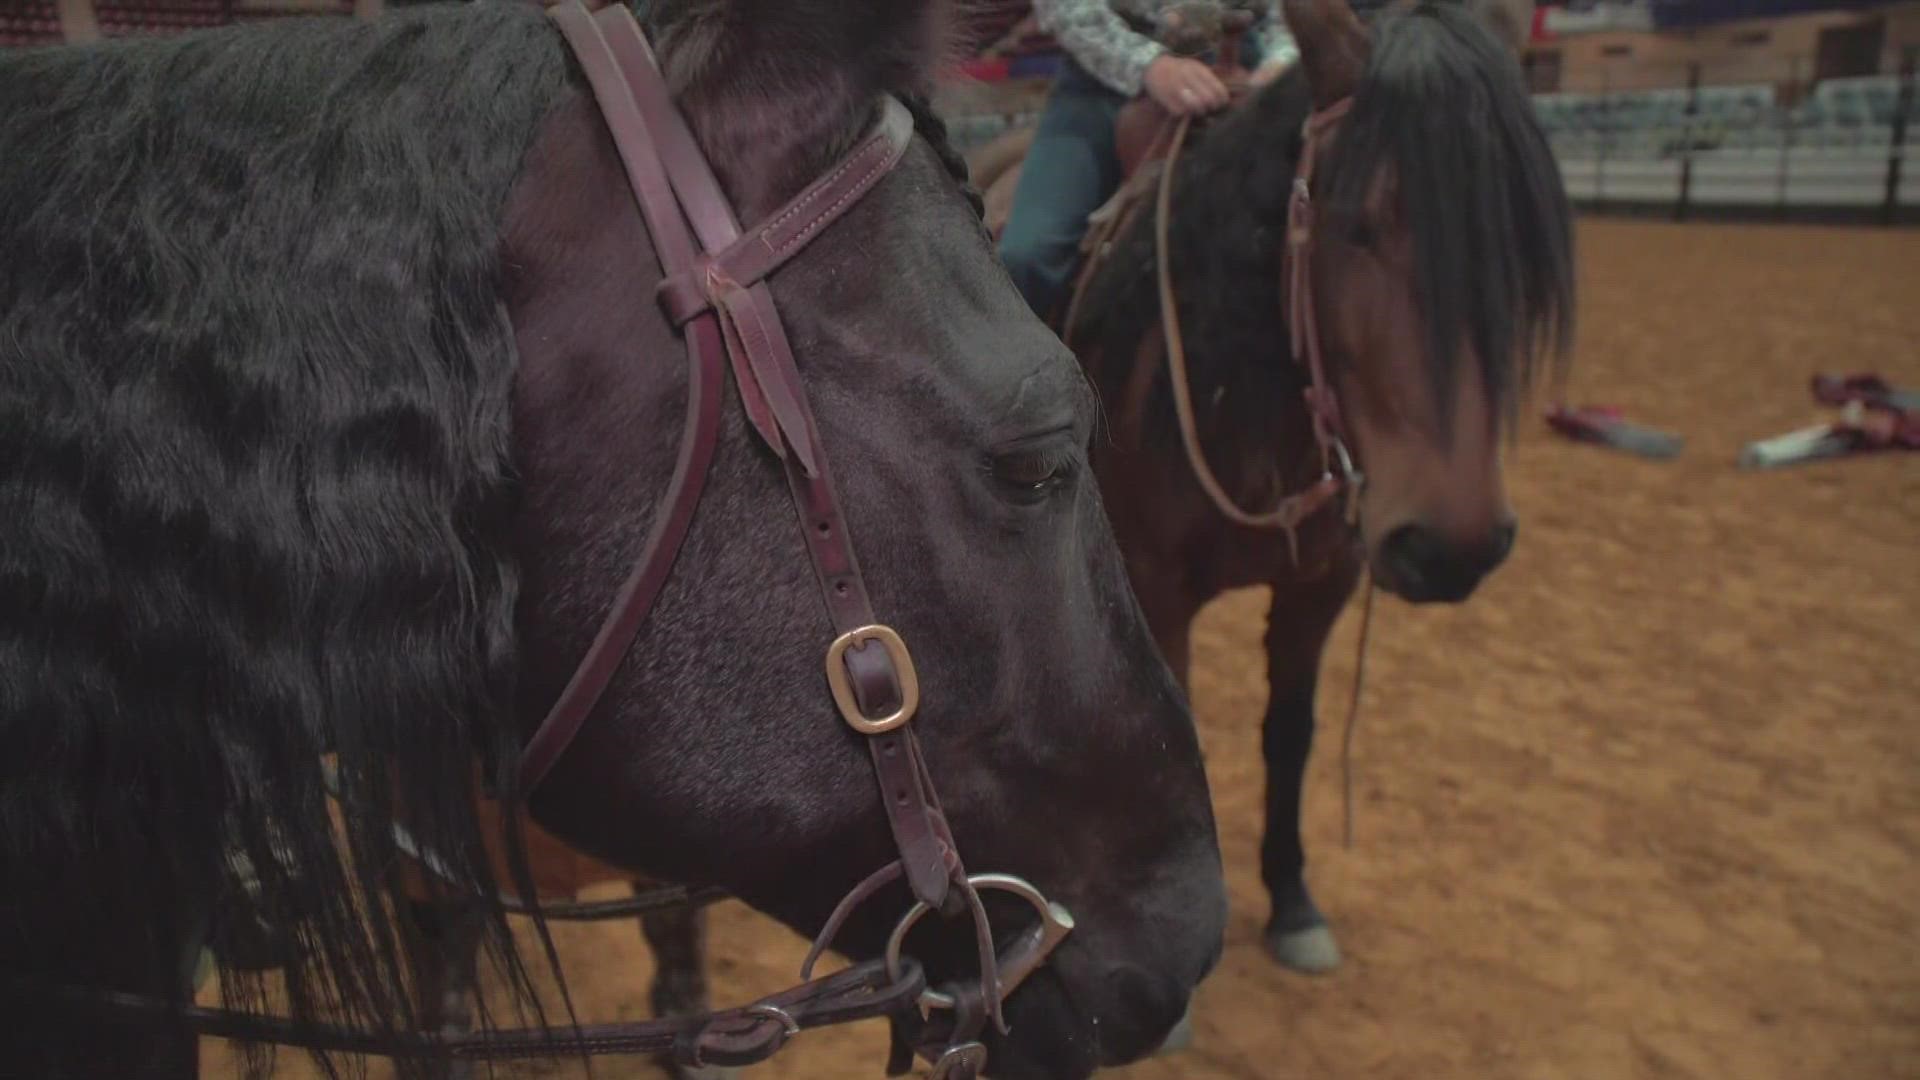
[998,59,1127,322]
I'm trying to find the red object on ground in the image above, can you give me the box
[1544,404,1685,459]
[1738,373,1920,469]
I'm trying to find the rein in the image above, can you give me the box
[11,6,1068,1077]
[1152,96,1359,563]
[1145,93,1382,848]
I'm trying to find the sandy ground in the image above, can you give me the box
[204,219,1920,1079]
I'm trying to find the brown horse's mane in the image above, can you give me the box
[1074,1,1574,456]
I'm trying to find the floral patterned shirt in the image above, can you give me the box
[1033,0,1299,97]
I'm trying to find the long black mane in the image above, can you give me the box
[0,5,570,1073]
[1075,1,1574,456]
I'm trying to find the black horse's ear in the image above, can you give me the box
[1282,0,1370,108]
[1466,0,1536,56]
[645,0,958,216]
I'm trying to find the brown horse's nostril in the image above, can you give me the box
[1378,523,1511,604]
[1491,520,1518,564]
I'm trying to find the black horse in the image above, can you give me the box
[0,2,1226,1077]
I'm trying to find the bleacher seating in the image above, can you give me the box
[1533,75,1914,209]
[0,0,360,46]
[96,0,236,35]
[0,2,65,46]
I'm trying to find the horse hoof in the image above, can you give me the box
[1154,1006,1195,1055]
[1264,921,1342,974]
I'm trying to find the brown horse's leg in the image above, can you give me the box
[1260,554,1363,974]
[641,897,737,1080]
[401,898,483,1080]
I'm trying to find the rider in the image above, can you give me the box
[1000,0,1300,322]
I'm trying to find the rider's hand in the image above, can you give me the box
[1143,54,1232,116]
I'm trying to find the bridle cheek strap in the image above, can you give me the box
[1283,97,1361,509]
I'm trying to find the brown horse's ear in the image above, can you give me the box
[1281,0,1369,109]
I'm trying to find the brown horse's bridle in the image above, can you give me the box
[1153,94,1362,563]
[10,6,1066,1078]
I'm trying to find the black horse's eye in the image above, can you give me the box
[1347,220,1377,250]
[989,448,1076,503]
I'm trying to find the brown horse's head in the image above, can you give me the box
[1285,0,1572,602]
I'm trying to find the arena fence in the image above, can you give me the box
[1537,51,1918,224]
[933,49,1920,227]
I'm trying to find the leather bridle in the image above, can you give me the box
[524,5,1075,1075]
[1283,97,1358,499]
[1151,94,1362,562]
[4,6,1070,1078]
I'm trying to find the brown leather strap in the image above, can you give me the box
[519,1,728,794]
[1152,113,1338,552]
[655,103,914,327]
[579,6,958,914]
[1285,97,1355,465]
[2,958,925,1067]
[1142,96,1357,563]
[596,14,817,476]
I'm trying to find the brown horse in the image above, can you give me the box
[972,0,1572,975]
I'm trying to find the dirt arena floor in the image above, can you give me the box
[205,219,1920,1079]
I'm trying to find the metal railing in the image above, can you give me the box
[1535,51,1918,224]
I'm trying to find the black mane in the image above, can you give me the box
[0,6,567,1075]
[1075,1,1574,455]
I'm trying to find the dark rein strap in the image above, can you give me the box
[1142,95,1359,567]
[4,958,924,1067]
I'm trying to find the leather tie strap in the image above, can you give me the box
[655,102,915,328]
[1285,97,1355,476]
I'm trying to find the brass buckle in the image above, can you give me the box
[825,624,919,735]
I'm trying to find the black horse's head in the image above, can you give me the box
[508,1,1226,1076]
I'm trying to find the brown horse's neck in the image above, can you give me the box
[1077,76,1358,579]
